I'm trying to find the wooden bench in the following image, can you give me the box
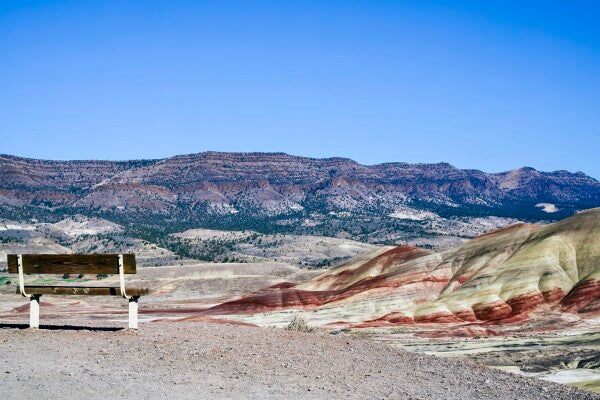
[7,253,149,329]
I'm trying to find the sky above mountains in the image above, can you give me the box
[1,1,599,178]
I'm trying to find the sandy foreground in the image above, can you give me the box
[0,262,599,399]
[1,321,598,400]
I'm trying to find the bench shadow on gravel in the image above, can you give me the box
[0,323,123,332]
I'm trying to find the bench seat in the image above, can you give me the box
[8,253,147,329]
[16,285,149,297]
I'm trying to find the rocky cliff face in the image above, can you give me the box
[1,152,599,243]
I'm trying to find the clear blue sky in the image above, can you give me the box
[1,1,599,177]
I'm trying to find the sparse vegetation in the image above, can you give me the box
[285,314,315,333]
[0,236,25,244]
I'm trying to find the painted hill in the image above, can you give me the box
[205,208,600,334]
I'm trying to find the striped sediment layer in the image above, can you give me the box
[206,208,600,334]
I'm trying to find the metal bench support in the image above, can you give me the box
[119,254,139,330]
[129,297,139,329]
[17,254,40,329]
[30,295,41,329]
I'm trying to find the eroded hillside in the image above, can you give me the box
[205,208,600,336]
[2,152,599,247]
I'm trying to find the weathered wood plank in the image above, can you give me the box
[7,254,136,274]
[16,285,149,296]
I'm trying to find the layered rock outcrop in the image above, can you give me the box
[206,208,600,332]
[2,152,599,220]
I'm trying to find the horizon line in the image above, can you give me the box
[0,151,594,179]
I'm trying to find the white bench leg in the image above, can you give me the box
[128,297,139,330]
[30,295,41,329]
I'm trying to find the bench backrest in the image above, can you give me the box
[7,254,136,275]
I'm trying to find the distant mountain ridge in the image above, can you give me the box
[1,152,599,244]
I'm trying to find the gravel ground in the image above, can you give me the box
[1,321,598,400]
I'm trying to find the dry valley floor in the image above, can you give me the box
[1,322,597,400]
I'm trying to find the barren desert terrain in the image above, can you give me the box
[2,322,598,400]
[1,257,599,399]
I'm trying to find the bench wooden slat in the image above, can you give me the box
[16,285,149,296]
[7,254,136,275]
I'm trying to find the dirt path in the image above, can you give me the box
[1,321,597,400]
